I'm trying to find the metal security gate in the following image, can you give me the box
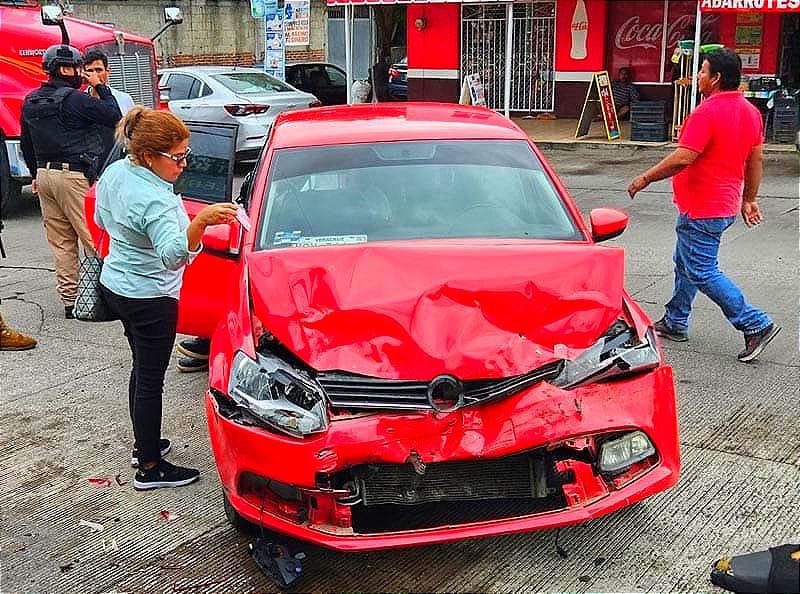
[461,1,555,113]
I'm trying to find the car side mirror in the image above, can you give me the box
[41,5,64,24]
[159,86,171,104]
[590,208,629,242]
[164,7,183,24]
[203,223,233,253]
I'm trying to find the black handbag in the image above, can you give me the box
[74,233,116,322]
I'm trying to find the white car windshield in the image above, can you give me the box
[212,72,294,94]
[258,140,583,249]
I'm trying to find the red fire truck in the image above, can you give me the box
[0,2,180,211]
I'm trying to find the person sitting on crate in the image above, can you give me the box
[611,67,640,120]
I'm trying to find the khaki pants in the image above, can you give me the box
[37,167,95,307]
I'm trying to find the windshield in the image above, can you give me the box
[211,72,294,94]
[257,140,582,249]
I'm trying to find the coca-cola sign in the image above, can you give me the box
[615,13,721,51]
[607,1,721,82]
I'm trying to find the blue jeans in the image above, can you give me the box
[664,213,771,336]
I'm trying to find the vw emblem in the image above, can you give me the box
[427,375,464,412]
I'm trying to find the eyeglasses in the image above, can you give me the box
[156,147,192,163]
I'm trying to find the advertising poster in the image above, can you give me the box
[606,0,720,83]
[284,0,310,46]
[250,0,265,19]
[264,8,285,81]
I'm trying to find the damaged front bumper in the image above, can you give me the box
[206,365,679,552]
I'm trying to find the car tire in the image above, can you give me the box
[222,489,267,535]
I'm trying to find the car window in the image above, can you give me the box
[173,123,238,203]
[211,72,294,94]
[199,83,213,98]
[325,66,346,87]
[188,78,203,100]
[167,74,196,101]
[258,140,583,249]
[285,67,302,87]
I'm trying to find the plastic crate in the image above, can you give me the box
[631,121,667,142]
[630,101,666,124]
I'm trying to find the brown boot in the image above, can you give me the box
[0,313,37,351]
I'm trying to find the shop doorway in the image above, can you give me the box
[461,1,555,113]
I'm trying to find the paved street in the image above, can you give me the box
[0,146,797,594]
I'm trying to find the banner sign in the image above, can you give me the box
[264,9,285,80]
[575,71,620,141]
[700,0,800,11]
[284,0,310,46]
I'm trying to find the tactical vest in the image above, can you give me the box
[22,85,104,168]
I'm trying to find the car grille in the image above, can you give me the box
[317,360,562,412]
[107,50,156,108]
[341,450,568,533]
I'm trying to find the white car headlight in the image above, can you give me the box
[228,351,329,438]
[552,321,660,389]
[598,430,656,474]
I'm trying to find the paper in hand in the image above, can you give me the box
[236,205,251,231]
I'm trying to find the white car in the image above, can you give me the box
[158,66,320,160]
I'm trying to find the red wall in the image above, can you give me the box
[407,3,461,70]
[555,0,608,72]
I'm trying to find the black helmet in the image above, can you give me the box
[42,44,84,75]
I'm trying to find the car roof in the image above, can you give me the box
[160,66,265,75]
[286,62,344,70]
[271,103,529,148]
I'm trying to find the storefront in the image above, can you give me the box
[328,0,797,119]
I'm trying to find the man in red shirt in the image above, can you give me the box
[628,48,779,363]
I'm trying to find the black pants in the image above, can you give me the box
[100,285,178,465]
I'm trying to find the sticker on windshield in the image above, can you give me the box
[274,230,303,246]
[297,235,368,247]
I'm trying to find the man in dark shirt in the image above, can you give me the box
[611,67,640,120]
[20,44,122,318]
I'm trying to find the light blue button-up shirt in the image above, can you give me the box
[95,158,200,299]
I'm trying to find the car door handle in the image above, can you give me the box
[179,105,192,109]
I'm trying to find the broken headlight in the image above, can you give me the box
[228,351,329,438]
[552,321,660,389]
[598,430,656,474]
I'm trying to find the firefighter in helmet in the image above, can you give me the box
[20,44,122,319]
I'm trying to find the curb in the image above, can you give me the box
[537,139,799,156]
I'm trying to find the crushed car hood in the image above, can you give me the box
[247,242,625,379]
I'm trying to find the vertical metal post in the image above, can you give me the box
[345,3,353,104]
[659,0,669,84]
[690,2,701,111]
[504,3,513,117]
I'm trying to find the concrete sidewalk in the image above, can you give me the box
[512,116,799,154]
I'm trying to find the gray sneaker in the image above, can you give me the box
[653,317,688,342]
[738,324,781,363]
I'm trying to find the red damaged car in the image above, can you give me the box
[94,103,680,551]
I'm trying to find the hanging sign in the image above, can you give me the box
[700,0,800,11]
[284,0,310,46]
[264,8,285,81]
[575,71,620,141]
